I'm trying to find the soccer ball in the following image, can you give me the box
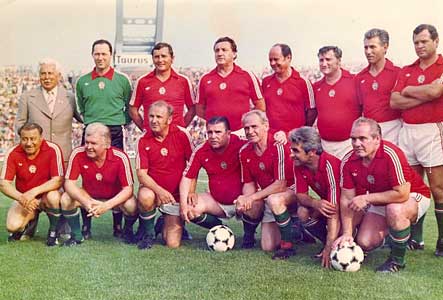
[206,225,235,252]
[330,242,364,272]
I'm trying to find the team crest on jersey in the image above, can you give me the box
[28,165,37,173]
[96,173,103,181]
[219,82,227,90]
[98,81,105,90]
[276,88,283,96]
[328,89,335,97]
[160,148,168,156]
[159,87,166,95]
[259,162,265,171]
[372,82,379,90]
[220,161,227,170]
[417,75,425,84]
[367,175,375,184]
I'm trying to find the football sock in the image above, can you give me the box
[45,208,61,232]
[410,213,426,243]
[242,214,261,236]
[389,226,410,265]
[123,214,137,233]
[139,209,157,237]
[435,203,443,241]
[274,210,293,243]
[192,213,222,229]
[113,210,123,230]
[63,208,82,240]
[291,216,303,241]
[80,208,91,230]
[303,218,327,244]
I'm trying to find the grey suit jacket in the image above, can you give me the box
[15,85,82,163]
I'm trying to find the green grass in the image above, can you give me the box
[0,171,442,299]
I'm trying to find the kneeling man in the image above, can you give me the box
[334,117,430,273]
[61,122,137,246]
[0,123,64,246]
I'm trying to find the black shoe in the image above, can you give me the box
[407,239,424,251]
[122,230,137,244]
[7,231,24,242]
[154,216,165,238]
[182,227,192,241]
[113,226,123,239]
[137,234,154,250]
[241,233,256,249]
[81,226,92,240]
[376,258,405,273]
[301,228,317,244]
[435,239,443,257]
[46,230,59,247]
[62,237,83,247]
[272,248,296,260]
[134,225,146,242]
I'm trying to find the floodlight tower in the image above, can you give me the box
[114,0,164,73]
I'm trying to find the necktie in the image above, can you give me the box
[47,91,56,114]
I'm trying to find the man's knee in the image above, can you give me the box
[121,196,138,216]
[266,194,285,211]
[60,192,75,209]
[386,203,408,228]
[45,190,61,208]
[137,189,156,211]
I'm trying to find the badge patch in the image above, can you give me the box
[219,82,227,90]
[417,75,425,84]
[159,87,166,95]
[367,175,375,184]
[372,82,379,90]
[98,81,105,90]
[276,88,283,96]
[259,162,265,170]
[160,148,168,156]
[220,161,227,170]
[96,173,103,181]
[29,165,37,173]
[328,89,335,97]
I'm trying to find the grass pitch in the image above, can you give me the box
[0,173,442,299]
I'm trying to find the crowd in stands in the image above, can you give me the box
[0,63,364,157]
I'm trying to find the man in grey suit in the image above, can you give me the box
[16,58,81,165]
[15,58,81,237]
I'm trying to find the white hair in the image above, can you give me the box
[38,58,63,74]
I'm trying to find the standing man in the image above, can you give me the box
[289,126,341,268]
[76,39,132,237]
[196,37,265,134]
[262,43,316,133]
[0,123,64,246]
[313,46,361,159]
[16,58,81,165]
[390,24,443,255]
[355,29,402,144]
[335,117,430,272]
[129,42,195,130]
[61,123,137,246]
[236,110,296,258]
[135,101,193,249]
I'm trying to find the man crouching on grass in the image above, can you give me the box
[0,123,64,246]
[60,122,137,246]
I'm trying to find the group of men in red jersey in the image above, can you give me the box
[1,23,443,273]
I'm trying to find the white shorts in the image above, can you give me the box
[379,119,402,145]
[367,192,431,224]
[219,204,237,219]
[321,138,352,160]
[399,122,443,167]
[159,203,180,216]
[262,202,276,223]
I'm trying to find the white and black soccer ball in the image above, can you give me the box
[206,225,235,252]
[330,241,364,272]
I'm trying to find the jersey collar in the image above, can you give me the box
[91,67,115,80]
